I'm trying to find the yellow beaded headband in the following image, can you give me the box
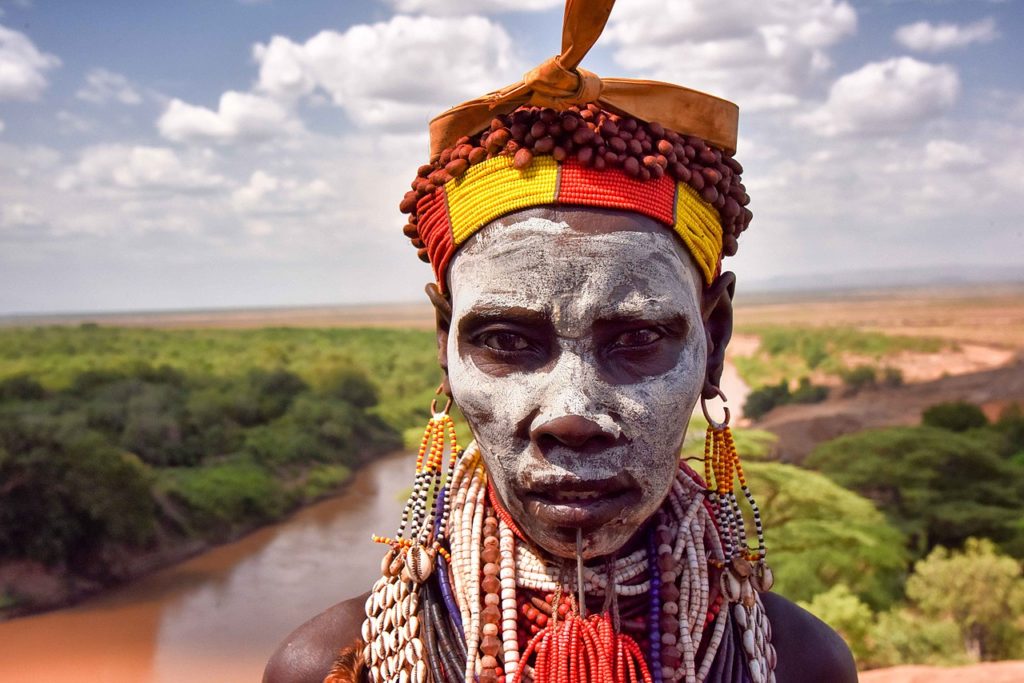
[416,154,723,290]
[400,0,753,289]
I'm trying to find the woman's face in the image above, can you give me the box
[445,207,709,560]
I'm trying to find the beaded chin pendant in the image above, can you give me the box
[364,391,461,683]
[702,391,776,683]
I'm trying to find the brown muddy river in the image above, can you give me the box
[0,451,410,683]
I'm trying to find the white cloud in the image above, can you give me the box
[0,23,60,100]
[57,145,227,192]
[157,90,299,143]
[0,201,42,227]
[380,0,560,13]
[0,117,4,133]
[922,139,984,171]
[76,68,142,105]
[603,0,857,111]
[231,170,334,216]
[252,15,524,128]
[894,17,998,53]
[56,110,95,134]
[797,57,960,136]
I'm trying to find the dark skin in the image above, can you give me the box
[264,209,857,683]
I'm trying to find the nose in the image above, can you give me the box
[532,415,618,452]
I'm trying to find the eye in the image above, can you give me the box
[610,328,663,350]
[479,331,531,353]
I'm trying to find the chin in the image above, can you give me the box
[518,509,647,560]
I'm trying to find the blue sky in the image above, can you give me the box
[0,0,1021,314]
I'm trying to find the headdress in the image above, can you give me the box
[398,0,753,290]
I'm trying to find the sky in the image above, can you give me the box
[0,0,1021,315]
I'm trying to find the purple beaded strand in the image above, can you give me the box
[647,525,665,683]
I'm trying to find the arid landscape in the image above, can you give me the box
[1,284,1022,682]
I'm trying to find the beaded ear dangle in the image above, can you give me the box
[364,386,462,683]
[702,389,776,682]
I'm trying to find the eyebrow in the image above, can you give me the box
[456,306,550,335]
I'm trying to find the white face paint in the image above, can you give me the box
[446,208,708,559]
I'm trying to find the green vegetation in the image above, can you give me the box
[800,539,1024,668]
[806,424,1024,558]
[0,325,437,587]
[733,324,938,391]
[747,461,908,608]
[743,377,829,420]
[922,400,989,432]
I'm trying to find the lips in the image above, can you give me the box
[520,473,640,529]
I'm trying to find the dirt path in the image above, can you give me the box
[755,356,1024,463]
[859,661,1024,682]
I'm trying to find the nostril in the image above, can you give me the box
[532,415,617,452]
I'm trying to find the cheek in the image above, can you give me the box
[614,334,706,476]
[447,338,535,448]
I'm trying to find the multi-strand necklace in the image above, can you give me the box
[362,413,776,683]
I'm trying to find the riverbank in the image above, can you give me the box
[0,451,412,683]
[0,325,440,620]
[1,451,400,621]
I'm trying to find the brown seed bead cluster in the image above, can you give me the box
[480,510,504,683]
[399,104,754,265]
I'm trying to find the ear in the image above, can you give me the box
[700,271,735,400]
[425,283,453,396]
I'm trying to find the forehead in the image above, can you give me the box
[448,208,703,321]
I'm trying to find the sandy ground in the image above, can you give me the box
[859,661,1024,682]
[734,284,1024,351]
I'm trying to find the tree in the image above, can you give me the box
[905,538,1024,661]
[798,584,873,663]
[0,414,156,572]
[806,426,1024,557]
[922,401,988,432]
[743,462,907,609]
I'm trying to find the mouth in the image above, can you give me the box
[520,474,640,529]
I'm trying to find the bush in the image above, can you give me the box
[743,381,790,420]
[799,585,874,663]
[743,461,907,609]
[317,365,379,408]
[0,414,156,568]
[922,401,988,432]
[790,377,829,404]
[159,459,287,533]
[840,365,876,395]
[807,426,1024,557]
[0,374,46,402]
[743,377,827,420]
[866,608,967,669]
[880,366,903,388]
[905,538,1024,661]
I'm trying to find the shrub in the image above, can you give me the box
[905,538,1024,661]
[743,461,907,609]
[799,585,873,663]
[0,374,46,401]
[922,401,988,432]
[159,459,287,533]
[743,381,790,420]
[318,365,379,408]
[790,377,829,404]
[840,365,876,395]
[0,414,156,568]
[807,426,1024,557]
[880,366,903,388]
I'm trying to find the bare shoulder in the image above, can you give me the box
[263,593,368,683]
[761,592,858,683]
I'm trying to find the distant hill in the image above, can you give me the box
[742,264,1023,293]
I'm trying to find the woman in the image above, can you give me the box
[266,2,857,681]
